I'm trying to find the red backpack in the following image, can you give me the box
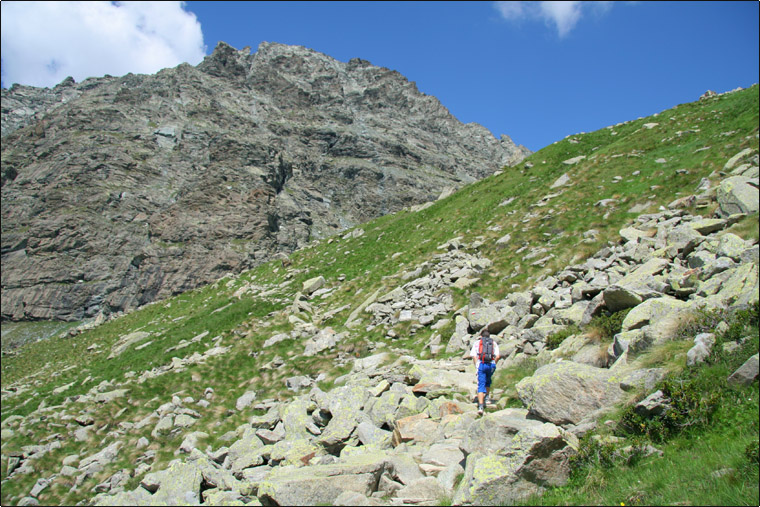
[479,336,494,362]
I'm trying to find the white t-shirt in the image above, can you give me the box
[470,337,499,367]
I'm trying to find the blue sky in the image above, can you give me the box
[2,1,758,152]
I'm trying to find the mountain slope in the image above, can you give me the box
[0,85,757,506]
[0,41,529,322]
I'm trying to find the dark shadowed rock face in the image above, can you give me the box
[1,41,530,321]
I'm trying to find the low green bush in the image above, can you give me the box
[618,301,758,443]
[569,433,619,472]
[545,324,581,350]
[570,433,652,477]
[618,370,722,442]
[587,309,631,340]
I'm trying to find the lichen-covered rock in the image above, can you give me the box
[717,176,760,216]
[317,384,371,452]
[356,421,393,448]
[460,408,540,456]
[453,422,576,505]
[302,276,326,296]
[395,476,448,503]
[226,427,265,472]
[621,296,689,333]
[714,263,759,308]
[269,438,323,467]
[367,389,418,429]
[95,449,222,505]
[603,285,644,313]
[249,405,280,430]
[613,258,671,298]
[516,362,626,425]
[391,413,439,447]
[257,451,392,505]
[235,390,257,411]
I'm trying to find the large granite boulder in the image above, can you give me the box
[453,421,577,505]
[257,451,393,505]
[516,361,626,425]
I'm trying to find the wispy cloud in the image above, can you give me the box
[1,1,206,89]
[494,1,612,38]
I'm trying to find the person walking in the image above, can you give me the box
[470,329,500,415]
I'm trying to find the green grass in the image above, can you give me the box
[1,320,81,351]
[526,303,759,506]
[533,421,758,506]
[492,357,539,408]
[1,85,758,507]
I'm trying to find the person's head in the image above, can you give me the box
[481,329,490,338]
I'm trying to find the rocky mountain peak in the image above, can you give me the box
[197,41,254,80]
[1,42,530,322]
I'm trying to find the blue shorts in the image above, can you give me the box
[477,362,496,393]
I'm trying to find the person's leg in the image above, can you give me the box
[476,364,487,413]
[484,364,495,404]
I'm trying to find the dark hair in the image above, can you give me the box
[481,330,490,337]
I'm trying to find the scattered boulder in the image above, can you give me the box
[728,354,759,386]
[235,390,257,411]
[516,362,626,426]
[257,452,392,506]
[716,176,759,217]
[453,421,577,505]
[107,331,151,359]
[302,276,326,296]
[634,390,672,417]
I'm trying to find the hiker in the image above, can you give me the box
[470,329,500,415]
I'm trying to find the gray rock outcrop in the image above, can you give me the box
[1,41,530,322]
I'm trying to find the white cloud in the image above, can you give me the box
[494,1,528,20]
[1,1,206,89]
[539,2,583,38]
[494,1,612,38]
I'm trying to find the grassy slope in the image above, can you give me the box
[526,303,759,506]
[0,85,758,506]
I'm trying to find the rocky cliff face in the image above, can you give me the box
[1,41,530,322]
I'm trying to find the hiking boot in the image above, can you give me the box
[477,404,484,416]
[484,395,490,406]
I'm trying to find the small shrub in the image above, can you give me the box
[587,309,631,340]
[569,433,620,474]
[723,301,759,343]
[546,325,581,350]
[674,301,758,367]
[618,367,722,443]
[673,305,733,342]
